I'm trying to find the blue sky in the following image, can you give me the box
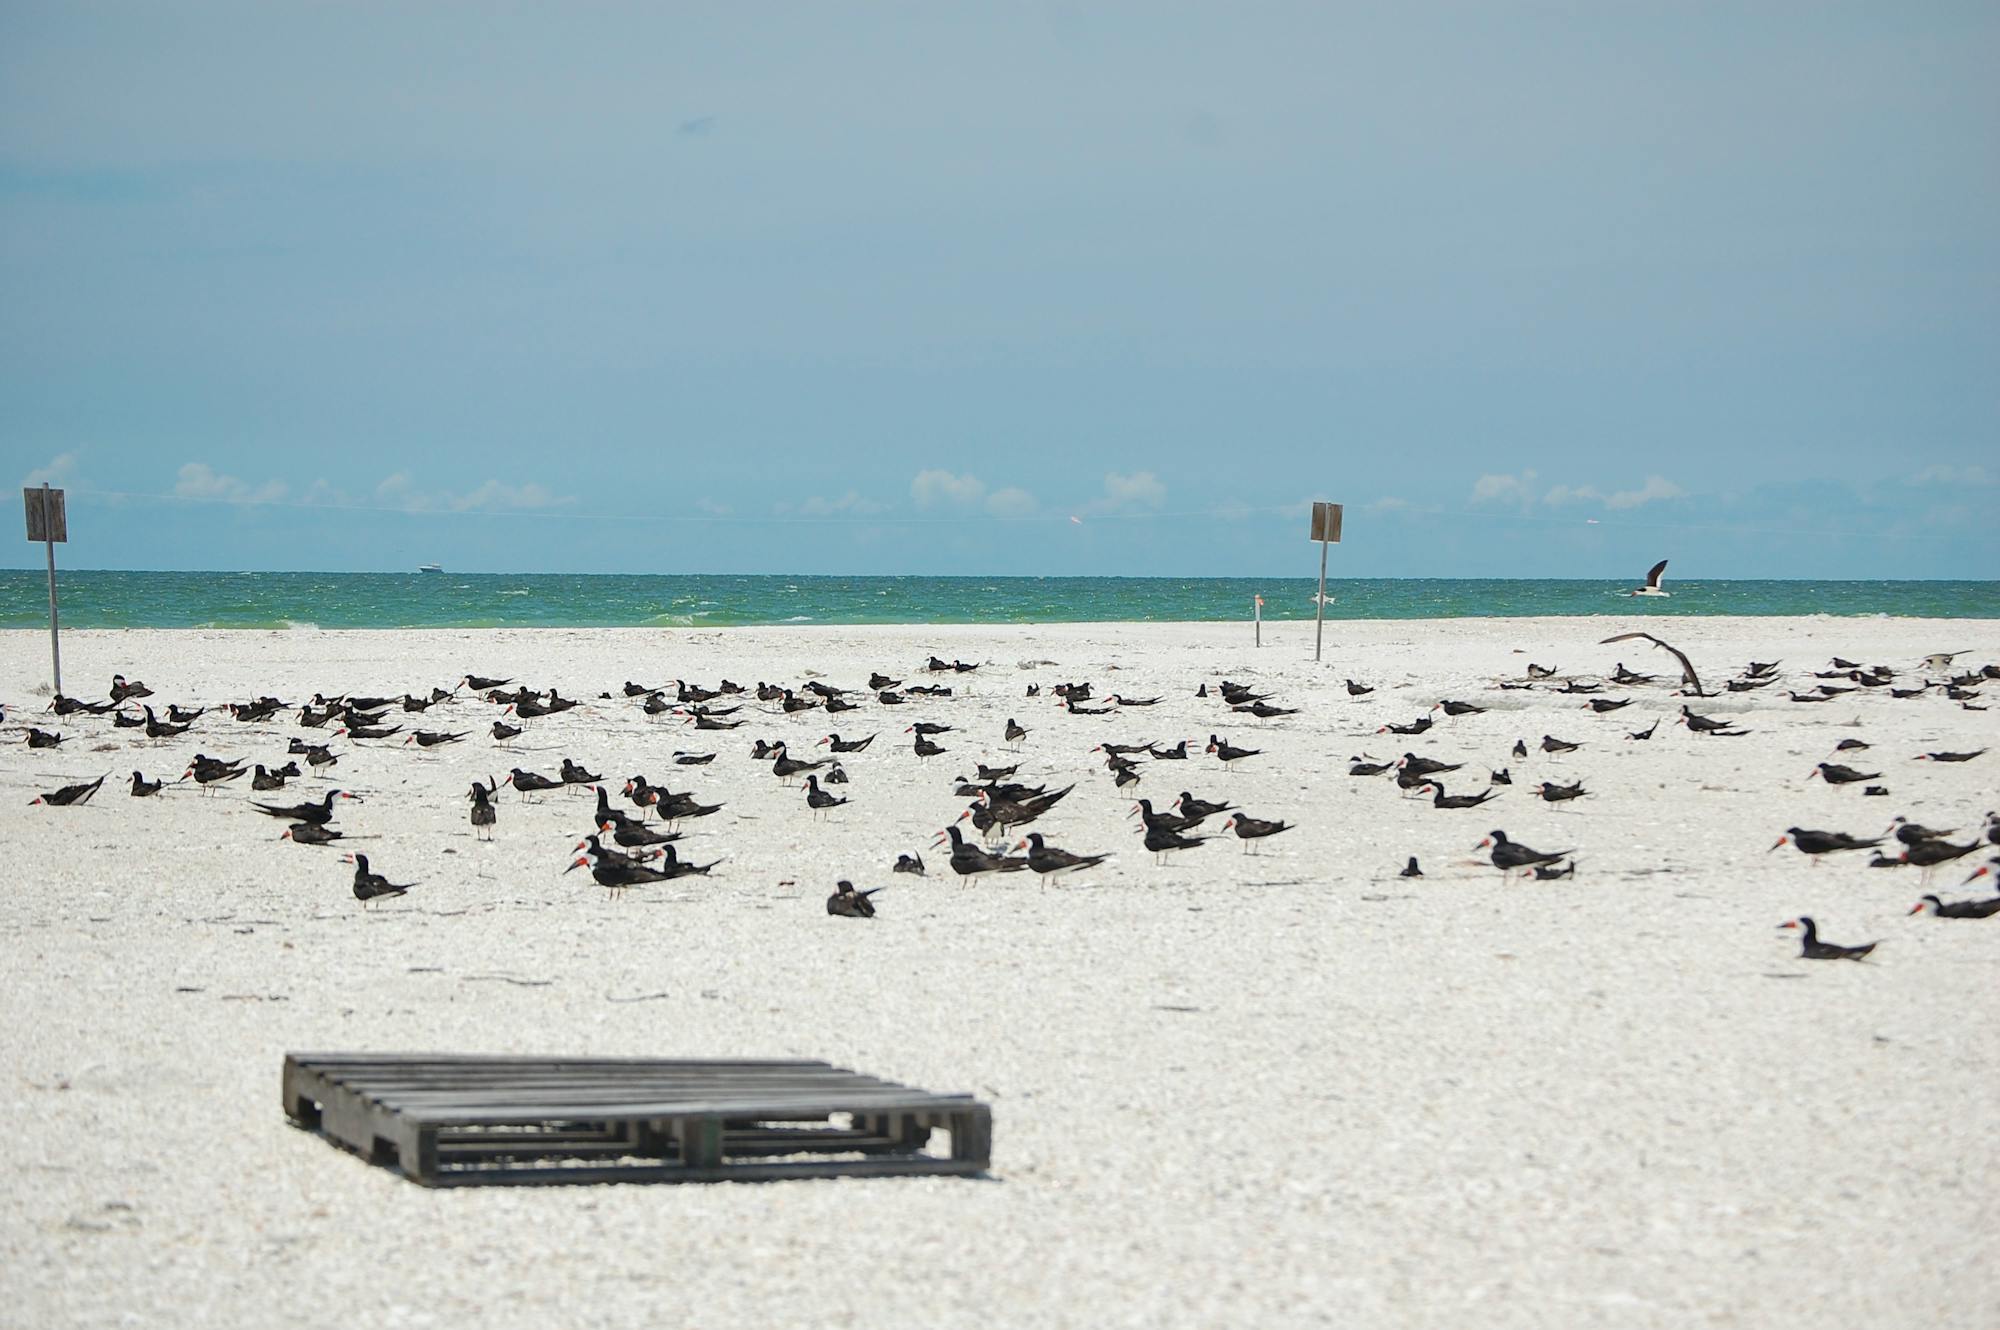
[3,2,1995,578]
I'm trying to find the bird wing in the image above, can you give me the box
[1644,559,1668,589]
[1599,631,1703,695]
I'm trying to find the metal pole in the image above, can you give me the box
[1254,594,1262,648]
[1313,539,1328,662]
[43,484,61,696]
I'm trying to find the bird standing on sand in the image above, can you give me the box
[1477,830,1570,876]
[1778,916,1877,961]
[1206,735,1260,767]
[342,853,415,905]
[1221,814,1291,852]
[1015,833,1110,877]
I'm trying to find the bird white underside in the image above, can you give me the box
[1631,588,1670,597]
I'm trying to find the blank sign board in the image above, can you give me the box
[24,487,67,543]
[1310,501,1342,543]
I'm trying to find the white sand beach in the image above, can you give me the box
[2,617,1996,1329]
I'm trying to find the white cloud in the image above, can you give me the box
[1102,470,1166,509]
[1470,471,1537,506]
[23,452,78,487]
[175,462,287,504]
[445,479,573,512]
[911,469,986,508]
[1910,463,1993,488]
[1541,484,1604,506]
[1605,475,1686,510]
[984,487,1037,518]
[791,490,886,517]
[696,496,734,516]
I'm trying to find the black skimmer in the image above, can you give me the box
[1611,664,1656,685]
[112,709,144,729]
[1599,631,1705,694]
[462,675,512,692]
[1142,823,1209,862]
[1899,839,1978,872]
[1558,681,1602,695]
[1536,781,1587,803]
[1526,663,1558,679]
[1130,799,1202,835]
[672,751,716,765]
[596,820,678,850]
[1628,559,1669,597]
[1540,735,1580,755]
[1627,720,1659,740]
[1531,861,1575,880]
[1147,740,1192,760]
[1434,700,1485,717]
[1512,739,1528,758]
[1770,827,1881,859]
[1015,833,1110,876]
[1004,718,1030,747]
[252,790,353,824]
[1490,767,1512,785]
[1113,694,1163,708]
[770,743,830,782]
[803,774,848,819]
[893,852,926,876]
[1378,716,1434,736]
[1908,893,2000,919]
[491,720,523,745]
[1206,735,1260,767]
[1477,830,1570,875]
[1585,698,1632,713]
[1419,782,1498,810]
[109,674,154,702]
[304,745,339,777]
[1397,754,1462,778]
[827,880,881,917]
[1174,792,1237,823]
[974,762,1021,782]
[25,727,63,749]
[911,732,947,761]
[1777,916,1877,961]
[469,782,497,840]
[868,673,902,691]
[820,733,876,753]
[1233,701,1297,718]
[142,704,188,736]
[502,768,562,801]
[280,822,343,846]
[559,758,603,787]
[1348,758,1394,776]
[1916,749,1986,763]
[565,853,672,891]
[1399,856,1423,877]
[342,853,415,905]
[573,833,665,869]
[1887,817,1954,846]
[129,771,164,797]
[1810,763,1879,785]
[406,730,468,749]
[1221,813,1290,852]
[336,722,403,741]
[184,754,248,793]
[930,825,1028,876]
[251,762,299,791]
[1676,706,1747,736]
[1345,679,1375,697]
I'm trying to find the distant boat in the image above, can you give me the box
[418,563,443,574]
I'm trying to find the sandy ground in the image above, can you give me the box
[1,617,1996,1329]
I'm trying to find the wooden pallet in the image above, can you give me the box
[283,1052,992,1187]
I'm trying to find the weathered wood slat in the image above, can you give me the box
[284,1052,990,1187]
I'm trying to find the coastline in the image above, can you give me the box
[3,616,1996,1328]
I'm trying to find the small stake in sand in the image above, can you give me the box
[1309,501,1342,663]
[1253,594,1263,648]
[23,484,66,695]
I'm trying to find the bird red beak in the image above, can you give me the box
[1777,920,1799,930]
[1013,840,1026,851]
[1769,836,1787,851]
[564,857,587,874]
[1476,837,1491,849]
[930,831,947,847]
[1906,902,1924,915]
[280,830,292,840]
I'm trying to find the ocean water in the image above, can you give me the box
[1,571,1995,629]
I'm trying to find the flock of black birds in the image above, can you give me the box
[12,661,1301,915]
[11,641,1997,957]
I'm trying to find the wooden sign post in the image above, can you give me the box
[1309,501,1342,663]
[23,484,66,695]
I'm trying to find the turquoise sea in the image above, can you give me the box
[1,572,1995,629]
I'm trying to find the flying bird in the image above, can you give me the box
[1600,631,1704,695]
